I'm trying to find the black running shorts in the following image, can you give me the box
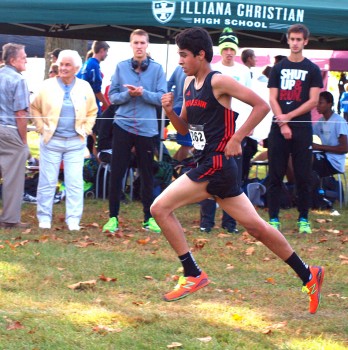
[186,152,242,199]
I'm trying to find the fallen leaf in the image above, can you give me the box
[327,293,340,298]
[99,274,117,282]
[92,325,122,334]
[326,229,340,234]
[269,321,287,329]
[68,280,97,290]
[144,275,154,280]
[21,228,32,234]
[6,321,25,330]
[225,241,234,248]
[193,238,209,250]
[171,275,180,281]
[86,222,99,228]
[75,242,97,248]
[197,336,212,342]
[318,238,328,243]
[226,264,234,270]
[167,342,182,348]
[315,218,331,223]
[217,233,231,238]
[245,247,255,256]
[137,237,150,245]
[265,277,276,285]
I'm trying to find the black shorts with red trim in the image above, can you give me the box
[186,152,242,199]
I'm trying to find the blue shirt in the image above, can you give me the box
[0,65,30,127]
[77,57,103,114]
[167,66,186,110]
[313,112,348,173]
[109,58,167,137]
[55,77,78,137]
[340,91,348,113]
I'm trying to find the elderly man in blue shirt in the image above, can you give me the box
[0,43,30,228]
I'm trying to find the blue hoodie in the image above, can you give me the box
[109,58,167,137]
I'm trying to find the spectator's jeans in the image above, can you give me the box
[200,198,236,229]
[37,135,85,226]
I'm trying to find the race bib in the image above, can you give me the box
[189,123,206,150]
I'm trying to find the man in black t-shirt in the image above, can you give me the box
[267,24,323,234]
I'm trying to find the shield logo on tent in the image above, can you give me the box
[152,1,176,24]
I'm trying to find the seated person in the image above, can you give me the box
[313,91,348,178]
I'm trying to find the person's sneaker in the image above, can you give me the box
[302,266,324,314]
[23,193,37,204]
[222,225,239,234]
[0,222,29,229]
[142,217,161,233]
[68,223,80,231]
[54,190,65,204]
[200,227,212,233]
[297,218,312,234]
[39,222,51,229]
[163,271,210,302]
[269,218,281,230]
[102,217,119,233]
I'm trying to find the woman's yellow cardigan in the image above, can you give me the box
[31,77,98,144]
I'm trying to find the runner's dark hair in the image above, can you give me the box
[175,27,213,63]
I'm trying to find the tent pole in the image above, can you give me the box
[159,39,170,162]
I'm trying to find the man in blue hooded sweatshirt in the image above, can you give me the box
[103,29,167,233]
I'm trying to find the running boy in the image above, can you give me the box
[150,27,324,314]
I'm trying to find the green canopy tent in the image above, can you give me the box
[0,0,348,50]
[1,0,347,159]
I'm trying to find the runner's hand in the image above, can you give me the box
[161,92,174,113]
[224,137,242,159]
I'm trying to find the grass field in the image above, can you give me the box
[0,196,347,349]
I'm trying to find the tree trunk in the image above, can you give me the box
[45,37,88,78]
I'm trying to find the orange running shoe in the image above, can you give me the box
[163,271,210,302]
[302,266,325,314]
